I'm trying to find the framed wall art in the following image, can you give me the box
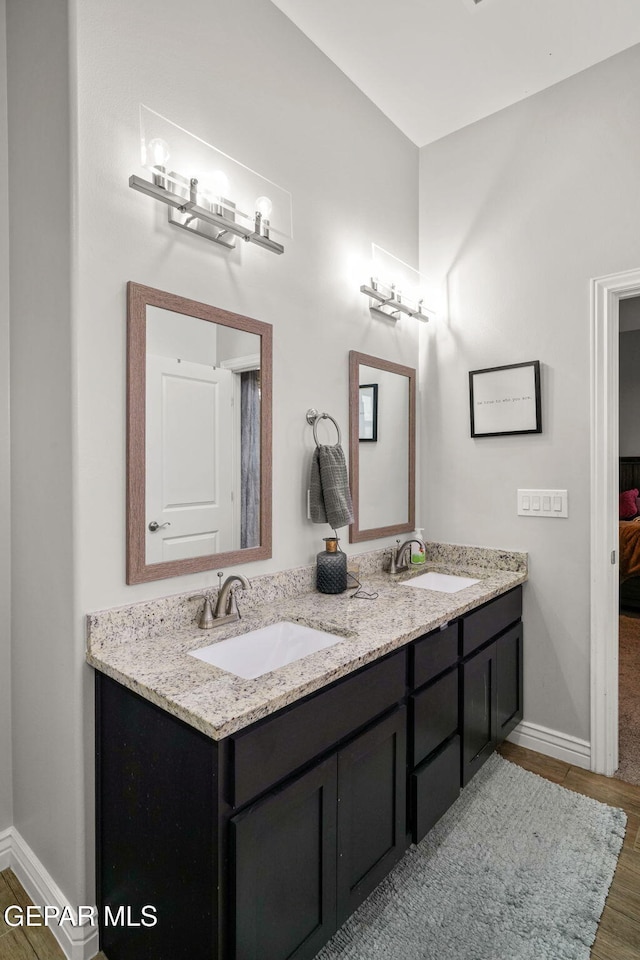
[469,361,541,438]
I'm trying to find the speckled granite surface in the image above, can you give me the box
[87,542,527,741]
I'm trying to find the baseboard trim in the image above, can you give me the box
[0,826,11,871]
[0,827,99,960]
[507,720,591,770]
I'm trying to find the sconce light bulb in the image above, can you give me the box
[147,137,170,168]
[207,170,230,199]
[255,196,273,220]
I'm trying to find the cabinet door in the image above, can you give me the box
[336,708,407,926]
[461,642,497,786]
[497,622,523,743]
[231,755,337,960]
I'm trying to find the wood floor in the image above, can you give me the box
[0,870,105,960]
[1,744,640,959]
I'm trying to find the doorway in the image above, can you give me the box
[616,297,640,783]
[591,269,640,776]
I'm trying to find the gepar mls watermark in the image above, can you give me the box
[4,904,158,928]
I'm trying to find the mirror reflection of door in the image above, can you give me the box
[145,307,261,565]
[146,357,234,562]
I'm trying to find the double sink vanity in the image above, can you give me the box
[88,542,526,960]
[93,284,529,959]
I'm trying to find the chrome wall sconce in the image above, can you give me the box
[360,245,435,323]
[130,108,292,257]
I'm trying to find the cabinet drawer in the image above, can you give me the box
[462,586,522,657]
[230,650,407,808]
[410,668,458,767]
[411,735,460,844]
[411,622,459,689]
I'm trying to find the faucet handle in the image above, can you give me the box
[189,594,216,629]
[227,588,242,620]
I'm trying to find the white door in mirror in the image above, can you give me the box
[146,355,234,563]
[403,572,480,593]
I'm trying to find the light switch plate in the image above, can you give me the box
[517,489,568,518]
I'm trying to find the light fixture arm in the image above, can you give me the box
[129,174,284,255]
[360,281,432,323]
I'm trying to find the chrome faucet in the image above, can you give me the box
[190,572,251,629]
[389,538,427,575]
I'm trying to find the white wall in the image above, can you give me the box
[6,0,79,901]
[79,0,419,905]
[0,0,12,834]
[147,307,218,365]
[419,43,640,745]
[619,329,640,458]
[75,0,419,612]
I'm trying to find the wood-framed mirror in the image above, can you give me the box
[349,351,415,543]
[127,282,272,584]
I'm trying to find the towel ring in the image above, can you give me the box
[306,408,342,447]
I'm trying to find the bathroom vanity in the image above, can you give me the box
[90,549,525,960]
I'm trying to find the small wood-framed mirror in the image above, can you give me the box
[349,351,415,543]
[127,282,272,584]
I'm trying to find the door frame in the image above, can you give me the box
[591,267,640,775]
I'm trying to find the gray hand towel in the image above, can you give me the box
[309,444,354,529]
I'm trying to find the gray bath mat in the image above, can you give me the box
[316,754,626,960]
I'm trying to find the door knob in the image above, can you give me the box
[148,520,171,532]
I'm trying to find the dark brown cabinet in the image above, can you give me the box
[411,666,458,767]
[460,586,523,786]
[497,622,523,742]
[96,585,523,960]
[231,755,338,960]
[461,640,498,786]
[407,625,462,844]
[336,708,406,925]
[97,650,406,960]
[411,735,461,844]
[231,707,407,960]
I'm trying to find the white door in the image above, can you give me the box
[146,355,234,563]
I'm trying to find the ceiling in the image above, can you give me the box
[270,0,640,146]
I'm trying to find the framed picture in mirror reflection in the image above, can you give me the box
[359,384,378,441]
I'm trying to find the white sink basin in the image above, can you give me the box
[402,571,480,593]
[188,621,342,680]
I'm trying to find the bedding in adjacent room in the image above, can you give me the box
[620,520,640,578]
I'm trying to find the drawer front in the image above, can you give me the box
[411,668,458,767]
[231,650,407,808]
[411,735,460,844]
[411,622,459,689]
[462,586,522,657]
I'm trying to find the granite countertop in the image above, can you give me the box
[87,544,527,741]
